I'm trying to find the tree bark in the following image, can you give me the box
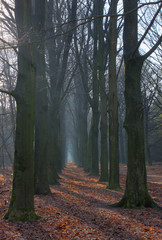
[74,76,88,168]
[116,0,157,208]
[48,105,60,184]
[34,0,51,195]
[98,0,108,182]
[108,0,120,189]
[90,0,100,176]
[91,109,99,175]
[85,117,92,173]
[4,0,39,220]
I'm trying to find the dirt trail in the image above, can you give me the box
[0,163,162,239]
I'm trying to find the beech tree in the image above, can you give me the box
[73,74,88,168]
[74,3,92,172]
[116,0,161,208]
[90,0,100,176]
[108,0,120,189]
[75,0,103,176]
[98,0,108,181]
[0,0,161,220]
[4,0,39,220]
[33,0,50,195]
[0,0,17,169]
[46,0,77,184]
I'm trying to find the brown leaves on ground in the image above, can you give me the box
[0,163,162,240]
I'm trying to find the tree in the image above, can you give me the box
[4,0,39,220]
[46,0,77,183]
[74,4,92,172]
[73,74,88,168]
[0,0,17,169]
[34,0,51,195]
[116,0,161,208]
[142,59,162,165]
[98,0,108,182]
[108,0,120,189]
[148,93,162,163]
[90,0,100,176]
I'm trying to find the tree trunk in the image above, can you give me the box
[99,98,108,181]
[108,0,120,189]
[81,107,88,168]
[74,75,88,168]
[116,0,157,208]
[119,116,126,163]
[117,58,155,207]
[48,105,60,185]
[85,117,92,173]
[34,0,50,195]
[46,0,77,177]
[91,109,99,175]
[4,0,39,221]
[98,0,108,182]
[90,0,99,176]
[45,1,62,182]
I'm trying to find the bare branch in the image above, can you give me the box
[0,1,161,51]
[132,3,162,59]
[142,35,162,61]
[0,88,15,97]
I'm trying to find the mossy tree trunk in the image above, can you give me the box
[98,0,108,182]
[117,58,156,207]
[116,0,159,208]
[90,0,100,176]
[108,0,120,189]
[4,0,39,221]
[34,0,51,195]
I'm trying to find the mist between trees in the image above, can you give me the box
[0,0,161,220]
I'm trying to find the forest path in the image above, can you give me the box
[0,162,162,239]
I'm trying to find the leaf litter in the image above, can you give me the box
[0,162,161,239]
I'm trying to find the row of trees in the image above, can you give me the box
[0,0,161,220]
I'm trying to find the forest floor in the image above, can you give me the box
[0,163,162,240]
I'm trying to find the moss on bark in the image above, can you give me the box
[5,0,38,221]
[4,208,41,222]
[108,0,120,190]
[114,192,159,209]
[116,57,158,208]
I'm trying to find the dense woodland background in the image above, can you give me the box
[0,0,161,222]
